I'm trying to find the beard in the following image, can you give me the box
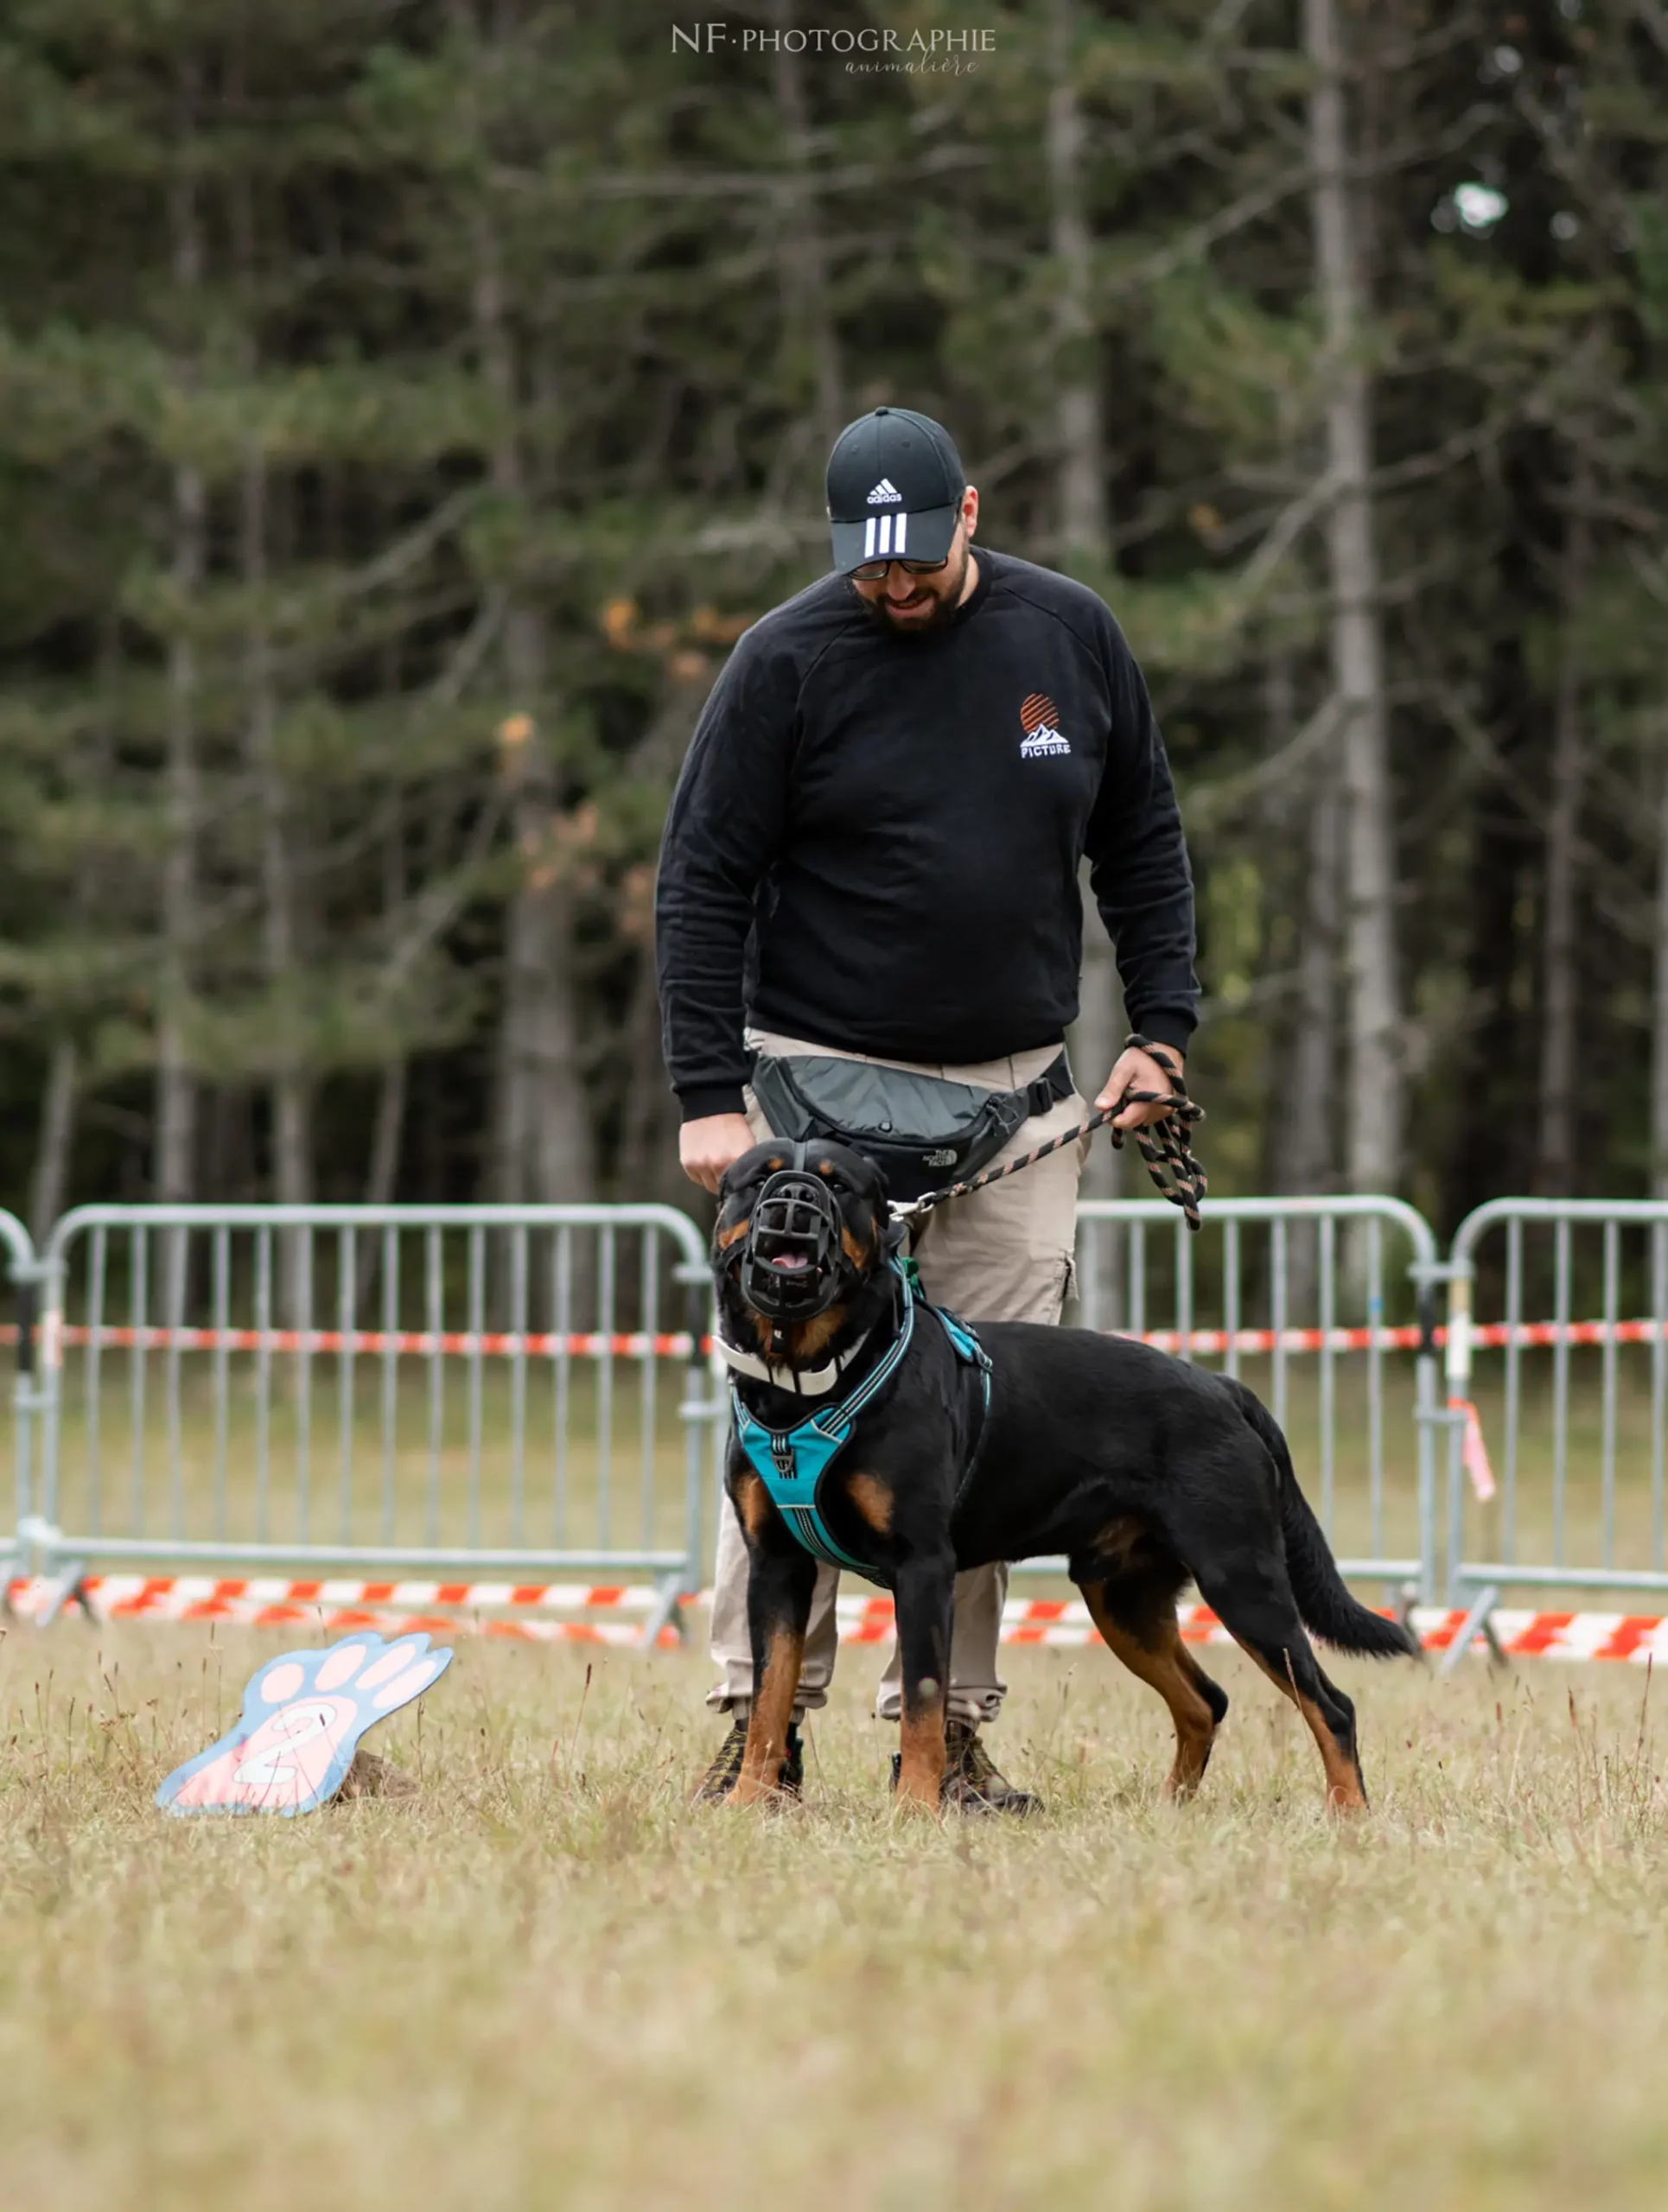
[850,539,971,637]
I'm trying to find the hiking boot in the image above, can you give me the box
[694,1717,805,1804]
[336,1748,420,1802]
[892,1717,1041,1815]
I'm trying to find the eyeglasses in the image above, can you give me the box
[849,553,952,583]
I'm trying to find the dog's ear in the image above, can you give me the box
[844,1151,891,1264]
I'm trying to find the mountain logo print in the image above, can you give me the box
[1019,692,1070,757]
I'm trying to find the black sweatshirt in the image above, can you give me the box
[656,548,1199,1121]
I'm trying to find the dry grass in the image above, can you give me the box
[3,1627,1668,2212]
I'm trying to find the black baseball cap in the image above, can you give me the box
[824,406,966,575]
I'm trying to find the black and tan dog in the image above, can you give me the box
[712,1139,1418,1814]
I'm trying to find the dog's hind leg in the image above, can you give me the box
[1194,1563,1367,1812]
[1080,1571,1227,1799]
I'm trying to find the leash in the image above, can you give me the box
[893,1033,1207,1232]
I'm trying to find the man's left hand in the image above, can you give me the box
[1096,1042,1186,1131]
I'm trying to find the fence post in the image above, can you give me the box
[1444,1263,1474,1604]
[1408,1260,1441,1609]
[0,1217,44,1597]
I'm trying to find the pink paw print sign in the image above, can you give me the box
[156,1630,453,1818]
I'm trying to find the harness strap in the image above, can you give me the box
[731,1263,991,1583]
[731,1263,917,1576]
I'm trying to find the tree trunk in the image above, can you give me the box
[1073,866,1124,1329]
[495,643,595,1207]
[1047,0,1109,568]
[1047,0,1118,1317]
[1535,486,1590,1195]
[1286,747,1342,1198]
[29,1037,78,1244]
[366,813,408,1206]
[240,435,312,1335]
[1445,439,1550,1225]
[1652,746,1668,1201]
[155,125,203,1205]
[769,0,844,452]
[242,453,311,1205]
[619,896,686,1212]
[471,190,596,1208]
[1305,0,1400,1194]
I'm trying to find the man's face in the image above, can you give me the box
[848,486,979,635]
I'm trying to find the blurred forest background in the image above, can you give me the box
[1,0,1665,1242]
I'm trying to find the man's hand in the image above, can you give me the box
[679,1113,756,1196]
[1096,1042,1185,1132]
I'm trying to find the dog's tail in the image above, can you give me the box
[1231,1382,1420,1660]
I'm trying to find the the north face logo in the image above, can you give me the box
[866,478,902,505]
[1018,691,1070,757]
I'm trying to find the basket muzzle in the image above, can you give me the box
[735,1147,852,1322]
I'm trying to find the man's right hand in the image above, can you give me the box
[679,1113,756,1195]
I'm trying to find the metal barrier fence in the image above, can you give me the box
[10,1185,1668,1675]
[1443,1200,1668,1635]
[23,1205,723,1641]
[0,1208,41,1582]
[26,1187,1665,1643]
[1067,1196,1442,1599]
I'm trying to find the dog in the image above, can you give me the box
[710,1138,1419,1814]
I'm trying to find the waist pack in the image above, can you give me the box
[748,1049,1073,1204]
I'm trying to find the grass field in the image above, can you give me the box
[3,1625,1666,2211]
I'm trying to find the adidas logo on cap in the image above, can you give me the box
[866,478,902,505]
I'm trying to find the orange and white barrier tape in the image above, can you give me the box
[5,1575,671,1618]
[9,1578,1668,1665]
[7,1313,1668,1364]
[22,1324,701,1364]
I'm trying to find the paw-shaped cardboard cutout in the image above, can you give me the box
[156,1630,452,1818]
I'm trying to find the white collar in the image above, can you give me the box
[714,1325,874,1398]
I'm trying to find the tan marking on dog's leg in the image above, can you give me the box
[845,1472,892,1535]
[894,1701,945,1814]
[1082,1586,1219,1799]
[1237,1643,1369,1814]
[728,1624,805,1807]
[732,1468,772,1541]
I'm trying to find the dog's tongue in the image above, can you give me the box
[768,1252,810,1271]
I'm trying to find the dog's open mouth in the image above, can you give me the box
[754,1240,815,1275]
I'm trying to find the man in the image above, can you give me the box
[657,404,1198,1810]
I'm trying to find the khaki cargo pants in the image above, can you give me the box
[709,1027,1092,1729]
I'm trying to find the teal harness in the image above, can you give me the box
[730,1258,993,1585]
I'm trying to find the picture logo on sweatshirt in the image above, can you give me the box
[1018,692,1070,757]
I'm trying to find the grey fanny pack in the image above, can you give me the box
[748,1049,1073,1204]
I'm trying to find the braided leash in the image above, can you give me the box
[894,1033,1207,1232]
